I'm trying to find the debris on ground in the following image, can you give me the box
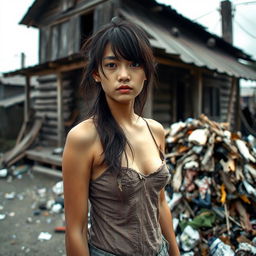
[165,114,256,255]
[0,165,65,243]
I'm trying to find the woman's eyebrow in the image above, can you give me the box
[103,56,117,60]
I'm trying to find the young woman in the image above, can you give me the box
[62,18,180,256]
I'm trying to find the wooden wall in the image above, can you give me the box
[153,65,193,127]
[38,0,119,64]
[39,16,81,63]
[202,73,237,128]
[152,65,237,129]
[34,74,73,146]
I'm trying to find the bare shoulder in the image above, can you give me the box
[65,118,98,149]
[143,118,165,137]
[62,118,99,177]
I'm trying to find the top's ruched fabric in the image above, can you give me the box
[88,163,170,256]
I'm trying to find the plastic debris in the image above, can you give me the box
[51,203,63,214]
[52,181,63,195]
[0,213,6,220]
[165,114,256,254]
[4,192,16,199]
[0,168,8,178]
[38,232,52,241]
[235,242,256,254]
[37,188,47,197]
[180,225,200,251]
[52,147,63,155]
[209,237,235,256]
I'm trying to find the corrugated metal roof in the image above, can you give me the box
[120,9,256,80]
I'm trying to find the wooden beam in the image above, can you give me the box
[194,70,203,118]
[227,77,236,126]
[24,76,31,123]
[57,72,64,147]
[235,79,241,131]
[32,165,62,178]
[58,61,85,72]
[156,57,191,70]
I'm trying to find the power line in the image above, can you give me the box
[234,1,256,6]
[192,9,217,21]
[211,17,221,33]
[235,11,256,32]
[234,19,256,39]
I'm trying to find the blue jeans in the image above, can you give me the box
[89,237,169,256]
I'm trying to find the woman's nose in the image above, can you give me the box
[118,66,131,82]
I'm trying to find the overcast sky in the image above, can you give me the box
[0,0,256,85]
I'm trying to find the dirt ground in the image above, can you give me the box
[0,169,66,256]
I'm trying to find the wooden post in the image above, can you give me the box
[194,70,203,118]
[16,75,31,145]
[57,72,64,147]
[227,77,236,127]
[220,0,233,44]
[172,77,177,122]
[25,76,31,123]
[235,78,241,131]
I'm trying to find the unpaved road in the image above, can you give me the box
[0,169,66,256]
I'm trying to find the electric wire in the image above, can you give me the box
[234,19,256,39]
[234,1,256,6]
[211,17,221,34]
[192,9,218,21]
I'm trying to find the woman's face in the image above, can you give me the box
[93,43,147,104]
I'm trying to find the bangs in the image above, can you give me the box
[96,26,148,76]
[109,27,143,63]
[83,19,155,83]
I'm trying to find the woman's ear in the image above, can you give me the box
[93,71,101,83]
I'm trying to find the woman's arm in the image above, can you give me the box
[62,121,96,256]
[159,190,180,256]
[154,120,180,256]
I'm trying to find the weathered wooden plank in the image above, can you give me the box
[35,80,70,90]
[26,148,62,167]
[39,27,50,63]
[59,21,69,58]
[34,104,69,111]
[34,98,72,105]
[39,133,58,143]
[41,126,58,135]
[51,24,59,60]
[32,165,62,178]
[68,16,80,55]
[33,89,73,98]
[3,118,44,167]
[57,73,64,147]
[24,76,31,123]
[44,119,58,127]
[194,70,203,117]
[61,0,76,12]
[36,111,70,120]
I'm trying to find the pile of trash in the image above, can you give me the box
[165,114,256,255]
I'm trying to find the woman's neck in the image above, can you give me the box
[106,98,138,126]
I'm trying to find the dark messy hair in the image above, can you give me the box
[80,17,156,171]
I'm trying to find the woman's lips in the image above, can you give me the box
[117,85,132,93]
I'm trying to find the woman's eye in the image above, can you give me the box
[105,63,116,68]
[131,62,141,68]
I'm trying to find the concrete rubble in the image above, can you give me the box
[165,114,256,255]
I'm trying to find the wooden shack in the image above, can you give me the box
[3,0,256,175]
